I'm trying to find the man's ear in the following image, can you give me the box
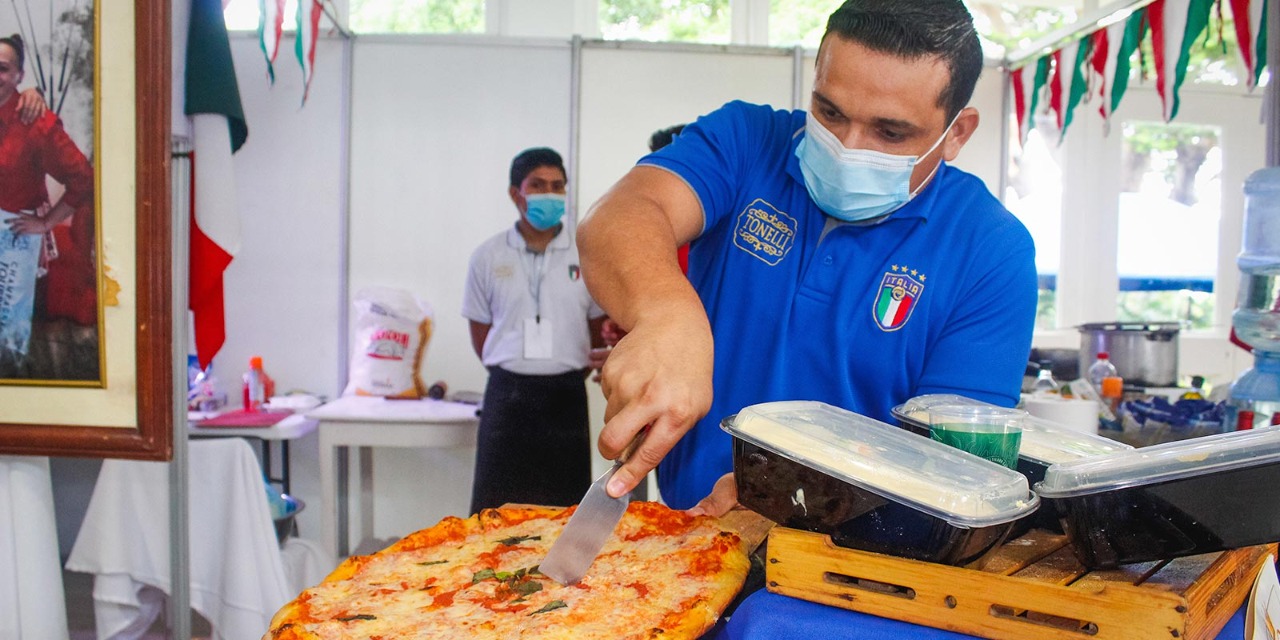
[508,185,523,211]
[941,107,979,162]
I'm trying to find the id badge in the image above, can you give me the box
[523,317,553,359]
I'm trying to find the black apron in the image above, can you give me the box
[470,366,592,512]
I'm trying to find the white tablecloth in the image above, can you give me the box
[0,456,68,639]
[65,439,299,640]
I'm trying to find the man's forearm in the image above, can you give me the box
[578,173,704,331]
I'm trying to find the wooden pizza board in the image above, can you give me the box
[766,526,1275,640]
[719,507,774,552]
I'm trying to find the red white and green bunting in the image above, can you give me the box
[1011,56,1051,144]
[1090,10,1147,128]
[1149,0,1216,122]
[1229,0,1269,88]
[1011,0,1266,145]
[257,0,285,83]
[296,0,324,104]
[1048,38,1093,141]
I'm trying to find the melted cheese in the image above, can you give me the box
[283,508,741,640]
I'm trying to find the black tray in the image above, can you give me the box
[1040,460,1280,568]
[732,437,1026,566]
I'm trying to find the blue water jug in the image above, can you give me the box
[1232,167,1280,352]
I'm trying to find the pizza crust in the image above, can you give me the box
[264,502,751,640]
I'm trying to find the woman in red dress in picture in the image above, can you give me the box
[0,33,97,380]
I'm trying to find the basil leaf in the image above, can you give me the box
[418,560,448,566]
[471,568,496,583]
[528,600,567,616]
[513,580,543,597]
[336,614,377,622]
[495,571,513,580]
[498,535,542,546]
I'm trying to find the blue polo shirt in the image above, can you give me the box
[640,101,1038,509]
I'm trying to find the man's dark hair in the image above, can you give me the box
[648,124,686,153]
[0,34,25,71]
[509,147,566,189]
[824,0,982,120]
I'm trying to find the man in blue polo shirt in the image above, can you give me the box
[578,0,1037,513]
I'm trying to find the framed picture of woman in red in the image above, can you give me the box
[0,0,172,461]
[0,0,100,385]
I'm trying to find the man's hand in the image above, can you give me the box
[601,318,627,346]
[687,473,738,518]
[597,305,713,499]
[17,88,47,125]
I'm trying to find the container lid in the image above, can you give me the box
[723,401,1037,528]
[891,394,1133,467]
[1076,322,1182,335]
[1035,425,1280,498]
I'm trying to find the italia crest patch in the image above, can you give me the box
[874,265,925,332]
[568,265,581,281]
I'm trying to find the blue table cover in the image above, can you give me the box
[710,589,1247,640]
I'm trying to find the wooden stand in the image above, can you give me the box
[766,527,1275,640]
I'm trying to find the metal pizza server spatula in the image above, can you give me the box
[541,430,645,585]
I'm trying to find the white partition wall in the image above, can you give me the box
[346,37,573,535]
[576,44,797,212]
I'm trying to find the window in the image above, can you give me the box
[223,0,297,31]
[1116,121,1221,329]
[767,0,828,49]
[222,0,485,34]
[349,0,484,34]
[600,0,730,44]
[1005,117,1064,330]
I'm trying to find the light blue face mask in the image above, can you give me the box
[524,193,567,231]
[795,111,954,222]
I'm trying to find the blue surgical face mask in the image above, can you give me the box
[795,111,955,222]
[524,193,566,231]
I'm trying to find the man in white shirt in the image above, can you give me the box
[462,147,607,512]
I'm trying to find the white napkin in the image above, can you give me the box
[0,456,69,639]
[66,438,293,640]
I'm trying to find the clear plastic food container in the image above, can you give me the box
[1035,426,1280,568]
[723,401,1039,565]
[893,393,1133,483]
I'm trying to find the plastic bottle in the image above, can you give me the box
[1086,352,1119,390]
[1232,168,1280,352]
[242,356,275,412]
[1100,376,1125,423]
[1031,360,1060,395]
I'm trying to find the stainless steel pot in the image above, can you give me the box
[1077,322,1181,387]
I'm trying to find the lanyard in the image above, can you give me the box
[521,249,547,323]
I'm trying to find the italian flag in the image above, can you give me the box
[876,285,915,329]
[186,0,249,369]
[1149,0,1216,122]
[1091,9,1148,128]
[297,0,324,104]
[1048,38,1092,142]
[258,0,285,83]
[1229,0,1268,89]
[1011,56,1051,146]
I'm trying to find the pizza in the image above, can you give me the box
[263,501,752,639]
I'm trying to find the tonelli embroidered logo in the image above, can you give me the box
[874,265,925,332]
[733,199,796,266]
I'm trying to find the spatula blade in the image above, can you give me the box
[540,462,630,585]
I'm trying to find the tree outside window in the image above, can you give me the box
[600,0,729,43]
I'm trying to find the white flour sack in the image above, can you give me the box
[344,287,434,398]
